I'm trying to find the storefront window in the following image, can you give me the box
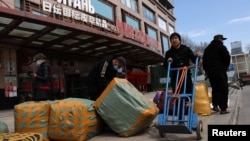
[161,33,169,54]
[125,15,140,29]
[168,24,175,34]
[146,25,157,40]
[92,0,114,21]
[121,0,138,12]
[142,5,155,23]
[14,0,23,10]
[158,16,167,31]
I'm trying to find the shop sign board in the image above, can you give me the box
[43,0,109,30]
[42,0,158,51]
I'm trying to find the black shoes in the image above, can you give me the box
[220,110,230,114]
[212,107,230,114]
[212,107,220,112]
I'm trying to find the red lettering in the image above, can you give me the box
[153,40,158,49]
[134,29,141,42]
[116,20,158,49]
[124,23,134,38]
[116,20,125,35]
[141,32,146,43]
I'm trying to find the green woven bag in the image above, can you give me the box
[0,121,9,133]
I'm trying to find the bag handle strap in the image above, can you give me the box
[174,66,188,97]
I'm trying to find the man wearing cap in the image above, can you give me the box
[30,53,52,101]
[203,34,230,114]
[87,56,126,100]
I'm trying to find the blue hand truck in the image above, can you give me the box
[155,58,203,140]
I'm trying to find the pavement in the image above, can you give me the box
[0,85,242,141]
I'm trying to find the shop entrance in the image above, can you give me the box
[64,74,89,99]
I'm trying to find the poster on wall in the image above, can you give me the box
[6,61,15,72]
[4,76,17,97]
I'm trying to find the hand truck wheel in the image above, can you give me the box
[159,131,166,138]
[196,120,203,140]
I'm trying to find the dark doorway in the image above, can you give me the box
[64,74,89,99]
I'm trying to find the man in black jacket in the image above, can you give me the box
[87,56,126,100]
[203,34,230,114]
[165,32,202,96]
[30,53,53,101]
[164,32,202,122]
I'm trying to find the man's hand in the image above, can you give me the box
[195,51,202,58]
[167,57,173,62]
[33,73,37,77]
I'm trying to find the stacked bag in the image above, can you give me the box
[12,78,158,140]
[94,78,159,137]
[194,82,211,115]
[48,98,104,140]
[1,120,43,141]
[14,99,104,141]
[0,133,43,141]
[0,121,9,133]
[14,101,52,141]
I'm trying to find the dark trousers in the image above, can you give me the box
[207,71,229,110]
[33,88,50,101]
[87,83,103,101]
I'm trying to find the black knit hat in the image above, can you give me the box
[170,32,181,40]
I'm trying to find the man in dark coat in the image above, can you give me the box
[202,34,230,114]
[30,53,52,101]
[87,56,126,100]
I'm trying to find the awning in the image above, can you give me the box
[0,6,164,67]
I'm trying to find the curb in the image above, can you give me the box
[229,88,241,124]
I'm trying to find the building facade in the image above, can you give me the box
[231,41,243,55]
[231,53,250,78]
[0,0,175,109]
